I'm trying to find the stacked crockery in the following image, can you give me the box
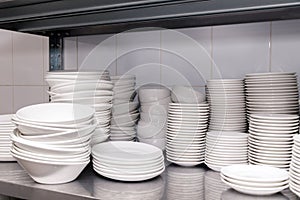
[0,115,15,161]
[289,135,300,197]
[110,75,139,141]
[92,141,165,181]
[45,71,113,145]
[205,131,248,171]
[166,102,209,167]
[248,114,299,170]
[245,72,299,115]
[221,164,289,195]
[206,79,246,132]
[205,170,230,200]
[10,103,96,184]
[167,165,205,200]
[137,86,171,149]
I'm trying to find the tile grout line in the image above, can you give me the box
[115,35,118,75]
[210,26,214,80]
[269,22,273,72]
[159,30,162,85]
[11,32,14,113]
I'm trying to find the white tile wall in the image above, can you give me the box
[62,19,300,90]
[13,32,44,85]
[13,86,45,112]
[0,86,13,114]
[271,19,300,85]
[0,29,49,114]
[0,30,12,86]
[116,30,161,86]
[212,22,270,79]
[161,27,211,86]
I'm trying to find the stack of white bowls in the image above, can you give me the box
[166,103,209,167]
[110,75,139,141]
[92,141,165,181]
[221,164,289,195]
[0,115,15,161]
[167,165,205,200]
[205,170,230,200]
[245,72,299,115]
[248,114,299,170]
[289,135,300,196]
[45,71,113,145]
[206,79,247,132]
[10,103,96,184]
[205,131,248,171]
[137,85,171,149]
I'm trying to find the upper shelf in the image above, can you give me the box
[0,0,300,36]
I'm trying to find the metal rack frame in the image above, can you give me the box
[1,0,300,70]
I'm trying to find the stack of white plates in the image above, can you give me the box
[45,71,113,145]
[205,170,230,200]
[92,141,165,181]
[137,85,170,149]
[0,115,15,161]
[248,114,299,170]
[221,164,289,195]
[205,131,248,171]
[110,75,139,141]
[289,135,300,197]
[206,79,246,132]
[167,165,205,200]
[10,103,96,184]
[93,175,165,200]
[166,103,209,167]
[245,72,299,115]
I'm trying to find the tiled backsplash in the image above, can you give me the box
[64,19,300,89]
[1,19,300,114]
[0,29,49,114]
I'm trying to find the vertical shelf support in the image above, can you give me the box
[48,31,69,71]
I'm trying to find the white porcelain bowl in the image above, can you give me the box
[137,120,166,139]
[16,103,95,124]
[11,152,89,184]
[140,104,169,115]
[111,112,140,124]
[171,86,206,103]
[140,112,167,123]
[141,96,171,105]
[138,86,170,103]
[114,90,136,100]
[14,120,96,136]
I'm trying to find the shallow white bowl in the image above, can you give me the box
[138,137,166,150]
[16,103,95,124]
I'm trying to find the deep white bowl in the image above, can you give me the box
[138,87,170,103]
[11,152,89,184]
[111,112,140,124]
[137,120,166,139]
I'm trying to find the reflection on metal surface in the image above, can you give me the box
[221,189,288,200]
[167,164,205,200]
[0,162,298,199]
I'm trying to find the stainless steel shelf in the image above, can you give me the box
[0,0,300,36]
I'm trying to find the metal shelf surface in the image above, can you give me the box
[0,162,297,200]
